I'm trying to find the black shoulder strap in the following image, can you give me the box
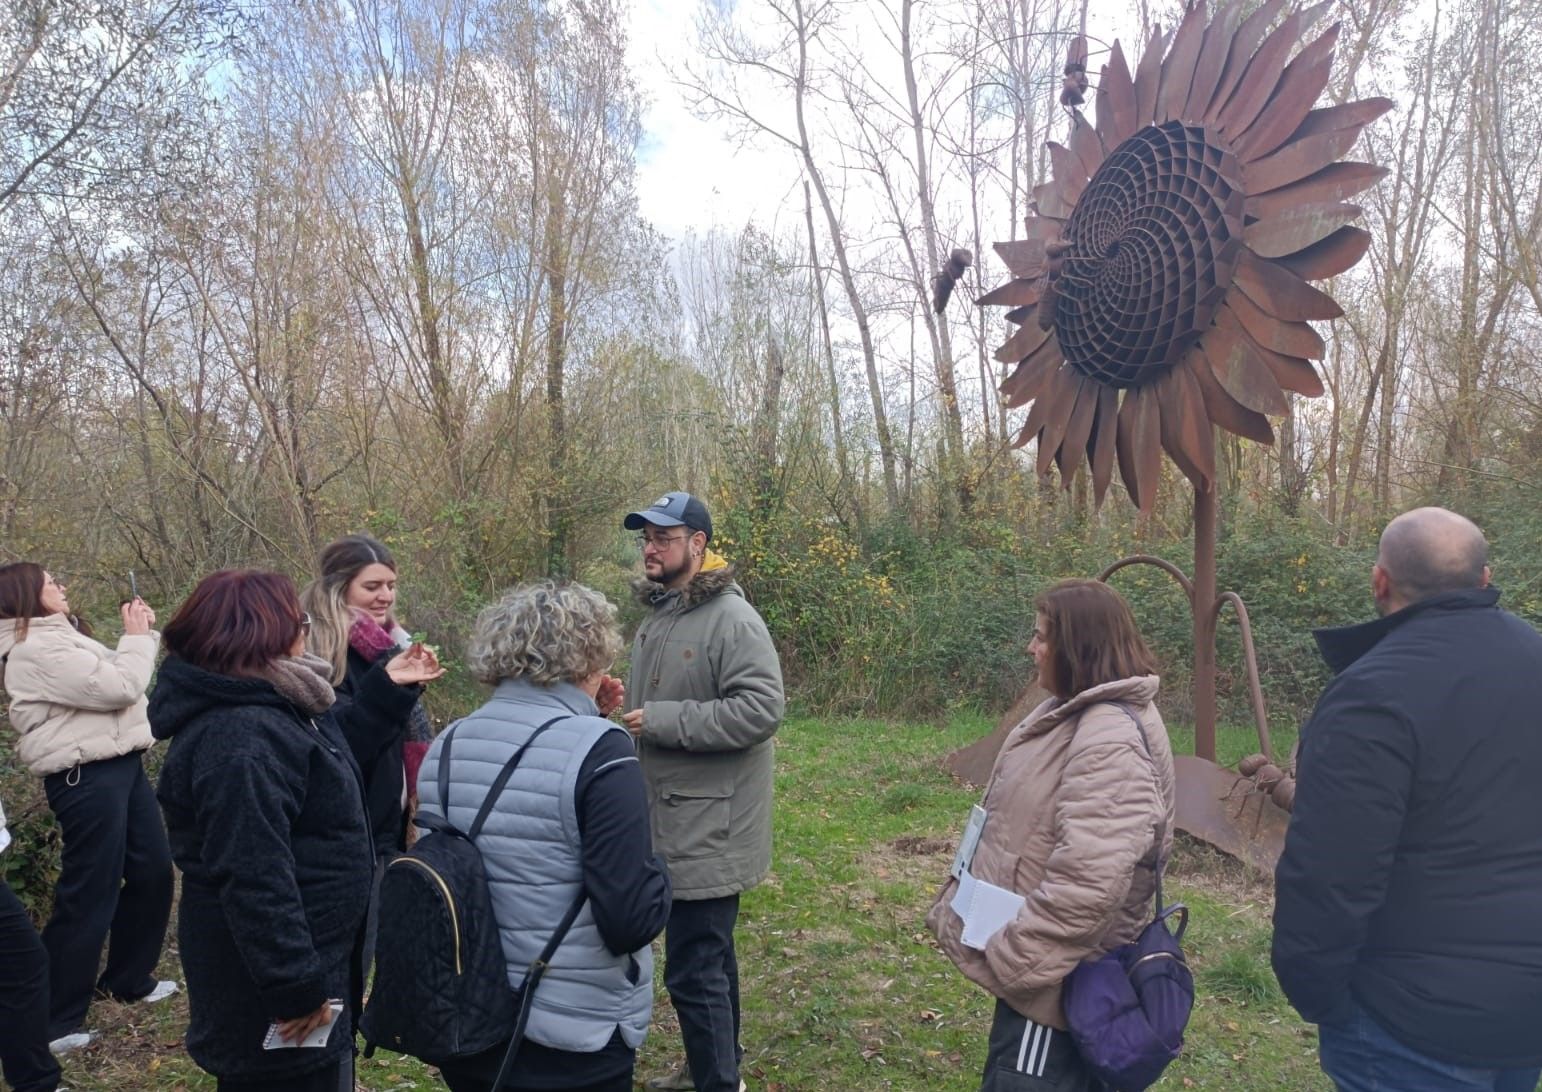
[467,715,570,840]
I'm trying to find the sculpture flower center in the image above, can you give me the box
[1054,121,1245,390]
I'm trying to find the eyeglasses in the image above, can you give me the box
[635,532,688,551]
[298,612,312,634]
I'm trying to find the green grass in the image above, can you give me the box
[58,714,1335,1090]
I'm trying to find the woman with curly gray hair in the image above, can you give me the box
[414,582,671,1092]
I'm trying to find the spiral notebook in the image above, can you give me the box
[262,1001,343,1050]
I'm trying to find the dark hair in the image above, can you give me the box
[1033,580,1157,699]
[317,534,397,583]
[163,570,305,677]
[0,562,52,642]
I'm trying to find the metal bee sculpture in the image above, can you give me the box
[978,0,1390,510]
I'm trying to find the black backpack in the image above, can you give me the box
[360,715,586,1086]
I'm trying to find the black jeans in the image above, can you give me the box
[0,879,61,1092]
[664,895,742,1092]
[440,1070,632,1092]
[41,751,174,1038]
[216,1056,352,1092]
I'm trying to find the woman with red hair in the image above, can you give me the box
[0,562,174,1055]
[151,570,422,1091]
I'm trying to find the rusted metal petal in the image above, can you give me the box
[1097,41,1138,147]
[978,278,1045,309]
[1244,202,1362,258]
[1158,364,1216,487]
[1218,303,1325,395]
[1289,97,1395,142]
[1192,343,1276,442]
[1234,248,1344,320]
[1216,10,1302,139]
[1047,141,1087,203]
[1115,386,1142,507]
[1205,309,1290,415]
[999,339,1061,409]
[1206,0,1288,116]
[1022,365,1082,473]
[993,239,1048,280]
[1227,288,1327,359]
[1133,382,1165,511]
[1032,180,1074,220]
[1057,373,1100,485]
[1133,26,1168,125]
[1069,113,1105,179]
[1235,25,1340,161]
[1157,0,1207,121]
[1089,384,1121,504]
[1244,125,1370,193]
[994,315,1053,364]
[1245,161,1388,218]
[1276,225,1372,280]
[1186,0,1242,120]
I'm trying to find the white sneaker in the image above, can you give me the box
[140,980,179,1003]
[48,1031,94,1055]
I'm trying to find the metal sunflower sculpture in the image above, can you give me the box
[983,0,1391,510]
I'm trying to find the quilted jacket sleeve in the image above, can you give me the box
[27,632,159,712]
[984,735,1163,995]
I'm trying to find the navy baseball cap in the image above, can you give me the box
[624,491,713,541]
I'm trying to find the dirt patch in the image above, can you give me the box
[889,835,953,856]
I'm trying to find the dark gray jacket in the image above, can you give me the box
[627,563,784,899]
[151,655,373,1082]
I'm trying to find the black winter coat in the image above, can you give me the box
[333,645,423,853]
[1273,587,1542,1069]
[151,656,375,1082]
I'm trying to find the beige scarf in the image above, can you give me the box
[258,652,337,715]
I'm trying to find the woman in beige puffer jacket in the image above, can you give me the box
[0,562,175,1050]
[928,580,1176,1092]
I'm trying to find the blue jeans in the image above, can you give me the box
[664,895,742,1092]
[1319,1000,1542,1092]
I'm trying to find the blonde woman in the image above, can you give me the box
[301,534,444,853]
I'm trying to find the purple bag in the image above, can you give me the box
[1062,902,1192,1091]
[1061,704,1194,1092]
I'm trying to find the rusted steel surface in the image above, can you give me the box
[1174,755,1291,874]
[974,0,1389,512]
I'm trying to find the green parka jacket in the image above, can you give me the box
[627,561,784,900]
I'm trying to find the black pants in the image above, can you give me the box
[0,880,61,1092]
[440,1070,631,1092]
[216,1056,352,1092]
[41,751,174,1038]
[664,895,742,1092]
[980,1001,1102,1092]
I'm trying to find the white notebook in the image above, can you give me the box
[262,1001,343,1050]
[950,871,1026,950]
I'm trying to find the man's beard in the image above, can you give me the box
[649,556,693,587]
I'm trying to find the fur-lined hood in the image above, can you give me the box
[632,562,741,611]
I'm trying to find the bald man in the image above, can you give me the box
[1273,508,1542,1091]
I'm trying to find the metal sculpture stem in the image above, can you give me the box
[1097,482,1274,765]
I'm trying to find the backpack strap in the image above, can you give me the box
[1110,701,1171,918]
[415,714,570,840]
[467,715,571,840]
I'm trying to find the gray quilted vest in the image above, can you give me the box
[416,680,654,1052]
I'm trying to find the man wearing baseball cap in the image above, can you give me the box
[621,492,784,1092]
